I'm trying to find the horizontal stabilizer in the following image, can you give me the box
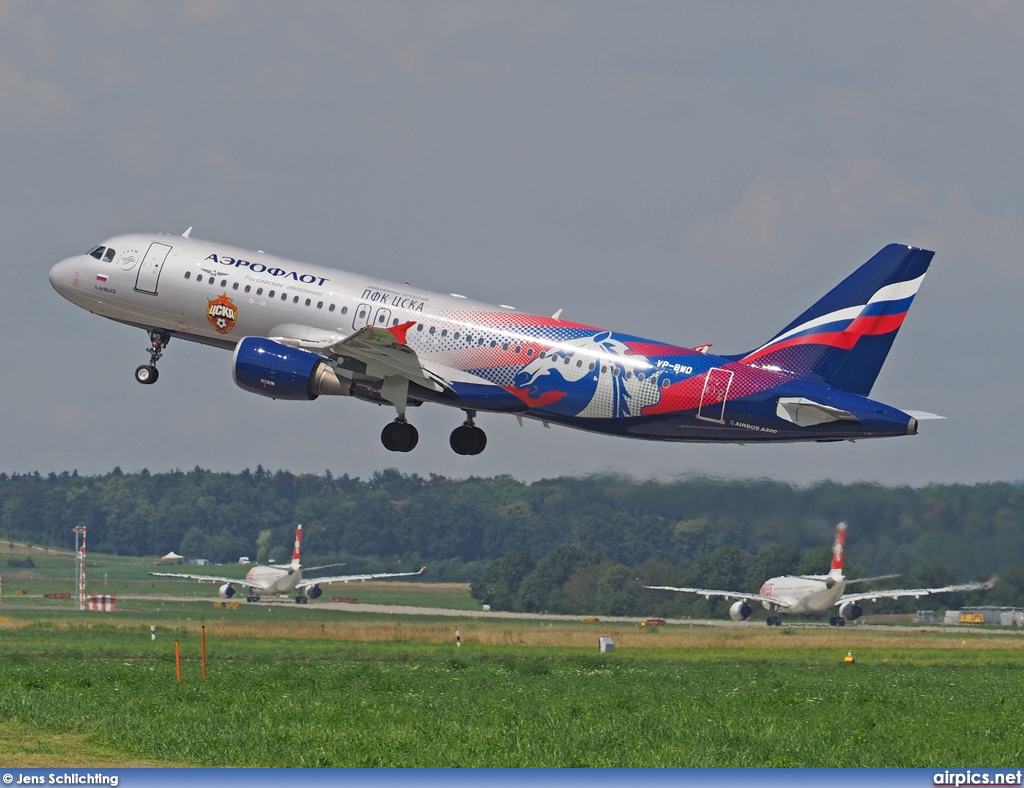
[902,410,946,420]
[776,397,859,428]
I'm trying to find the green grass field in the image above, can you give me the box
[3,543,1023,767]
[1,618,1023,768]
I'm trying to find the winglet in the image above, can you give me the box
[418,566,427,574]
[388,320,417,345]
[182,226,192,238]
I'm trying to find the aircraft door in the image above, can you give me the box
[135,242,172,295]
[352,303,372,330]
[372,307,392,328]
[696,367,734,423]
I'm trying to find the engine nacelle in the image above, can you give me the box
[219,583,235,599]
[729,600,753,621]
[306,584,322,600]
[233,337,353,401]
[839,601,863,621]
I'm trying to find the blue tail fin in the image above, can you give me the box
[738,244,933,396]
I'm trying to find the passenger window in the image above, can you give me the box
[454,332,460,340]
[441,329,448,337]
[527,348,535,357]
[184,271,191,280]
[208,277,214,284]
[220,279,227,287]
[232,282,239,290]
[329,304,335,312]
[576,360,582,367]
[341,306,348,315]
[392,318,399,325]
[305,298,311,307]
[637,373,645,382]
[502,343,509,351]
[256,288,263,296]
[89,246,105,260]
[244,285,251,293]
[489,340,496,348]
[317,301,323,309]
[293,296,299,303]
[416,324,423,331]
[268,290,275,298]
[429,327,436,335]
[281,293,286,300]
[103,248,116,263]
[515,345,521,354]
[661,378,670,388]
[588,362,595,371]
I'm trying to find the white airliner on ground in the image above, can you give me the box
[645,523,993,626]
[151,524,425,603]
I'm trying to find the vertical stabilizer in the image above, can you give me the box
[829,522,847,580]
[739,245,933,396]
[290,524,303,570]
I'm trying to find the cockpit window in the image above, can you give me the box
[89,246,105,260]
[102,248,116,263]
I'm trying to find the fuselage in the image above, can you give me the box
[759,574,846,614]
[48,233,919,442]
[245,564,301,595]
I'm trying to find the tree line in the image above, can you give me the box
[0,467,1021,614]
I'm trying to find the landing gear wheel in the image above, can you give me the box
[135,365,159,385]
[295,595,308,604]
[246,594,260,603]
[381,420,419,452]
[450,425,487,455]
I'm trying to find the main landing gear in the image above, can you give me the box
[295,594,309,604]
[379,410,489,455]
[450,411,486,456]
[135,330,170,385]
[766,615,783,627]
[828,616,846,627]
[381,418,419,453]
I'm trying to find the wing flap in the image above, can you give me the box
[643,585,788,609]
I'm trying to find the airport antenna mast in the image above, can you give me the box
[73,525,86,611]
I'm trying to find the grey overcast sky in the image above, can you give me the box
[4,1,1022,485]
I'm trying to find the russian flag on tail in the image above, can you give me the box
[739,244,933,397]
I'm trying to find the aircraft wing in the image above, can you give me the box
[149,571,260,589]
[277,322,452,394]
[837,578,994,606]
[643,585,791,609]
[296,566,427,590]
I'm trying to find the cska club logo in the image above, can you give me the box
[207,294,238,334]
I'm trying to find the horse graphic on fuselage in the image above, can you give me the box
[513,331,663,418]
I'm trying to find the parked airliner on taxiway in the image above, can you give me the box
[151,524,425,603]
[49,230,940,454]
[645,523,993,626]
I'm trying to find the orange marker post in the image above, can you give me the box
[175,640,181,682]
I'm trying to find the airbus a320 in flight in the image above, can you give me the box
[50,230,940,454]
[645,523,993,626]
[151,524,425,603]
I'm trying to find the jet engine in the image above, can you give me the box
[306,584,322,600]
[838,601,863,621]
[219,583,235,599]
[729,600,753,621]
[232,337,353,401]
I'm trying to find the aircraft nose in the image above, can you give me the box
[49,256,81,295]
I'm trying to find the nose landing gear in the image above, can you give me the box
[135,330,170,385]
[450,411,487,455]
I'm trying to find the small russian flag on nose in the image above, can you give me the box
[95,274,108,283]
